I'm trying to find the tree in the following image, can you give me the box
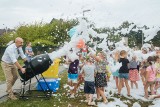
[0,19,77,47]
[152,31,160,47]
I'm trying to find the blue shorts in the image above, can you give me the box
[112,70,119,77]
[68,73,78,83]
[84,81,95,94]
[82,52,87,57]
[119,73,129,79]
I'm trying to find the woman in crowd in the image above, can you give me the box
[25,42,34,62]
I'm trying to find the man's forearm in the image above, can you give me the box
[14,61,22,70]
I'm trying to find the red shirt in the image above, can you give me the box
[82,46,87,52]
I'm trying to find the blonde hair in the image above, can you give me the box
[120,50,127,56]
[98,51,106,58]
[132,56,136,61]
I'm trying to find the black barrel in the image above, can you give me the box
[18,54,52,81]
[18,65,34,81]
[29,54,52,74]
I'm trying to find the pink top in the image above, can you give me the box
[82,45,87,52]
[146,65,156,82]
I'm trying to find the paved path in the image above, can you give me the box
[0,65,66,103]
[0,77,38,103]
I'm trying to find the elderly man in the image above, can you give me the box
[1,37,26,100]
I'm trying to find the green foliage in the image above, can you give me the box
[95,21,160,48]
[32,39,56,47]
[1,19,160,49]
[0,19,77,49]
[0,62,5,82]
[94,26,122,45]
[0,32,17,47]
[152,31,160,47]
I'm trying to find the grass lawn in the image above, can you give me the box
[0,70,154,107]
[0,71,88,107]
[0,64,5,82]
[0,63,154,107]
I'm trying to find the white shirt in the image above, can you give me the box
[1,43,26,64]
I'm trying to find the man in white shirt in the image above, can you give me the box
[1,37,26,100]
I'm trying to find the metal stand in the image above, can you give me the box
[19,71,52,100]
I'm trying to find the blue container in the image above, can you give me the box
[37,78,60,92]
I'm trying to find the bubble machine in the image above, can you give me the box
[18,54,53,99]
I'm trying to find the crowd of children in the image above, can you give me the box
[64,45,160,105]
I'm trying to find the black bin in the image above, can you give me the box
[18,54,52,81]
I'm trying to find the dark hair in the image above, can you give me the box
[154,56,159,62]
[147,56,155,65]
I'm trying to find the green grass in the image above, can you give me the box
[0,62,6,82]
[0,71,88,107]
[0,68,154,107]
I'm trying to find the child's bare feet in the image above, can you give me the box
[88,101,96,106]
[103,99,108,104]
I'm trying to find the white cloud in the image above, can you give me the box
[0,0,160,29]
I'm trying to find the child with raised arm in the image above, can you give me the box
[88,48,108,103]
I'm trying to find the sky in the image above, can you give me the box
[0,0,160,29]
